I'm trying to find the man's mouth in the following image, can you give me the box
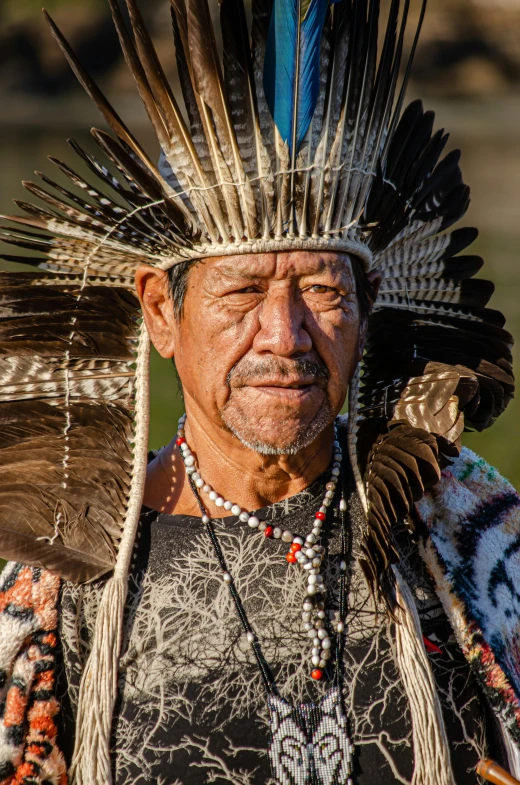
[233,380,325,401]
[239,378,322,390]
[226,358,330,391]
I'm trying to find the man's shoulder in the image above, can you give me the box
[417,446,520,535]
[444,446,517,496]
[416,446,520,601]
[416,447,520,702]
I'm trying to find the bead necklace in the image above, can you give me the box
[176,413,349,682]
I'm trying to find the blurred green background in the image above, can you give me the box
[0,0,519,484]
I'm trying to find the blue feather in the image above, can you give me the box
[263,0,331,155]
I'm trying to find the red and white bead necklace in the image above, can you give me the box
[176,414,346,681]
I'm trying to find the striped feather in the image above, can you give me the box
[221,0,274,232]
[0,273,140,581]
[378,276,494,307]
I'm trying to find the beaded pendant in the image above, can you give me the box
[268,686,353,785]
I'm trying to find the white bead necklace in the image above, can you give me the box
[176,413,347,681]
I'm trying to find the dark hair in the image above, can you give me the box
[167,255,375,322]
[351,261,376,325]
[166,258,198,320]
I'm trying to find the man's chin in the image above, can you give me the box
[220,397,335,456]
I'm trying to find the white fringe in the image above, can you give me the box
[392,566,456,785]
[347,367,368,515]
[500,719,520,780]
[348,376,455,785]
[70,324,151,785]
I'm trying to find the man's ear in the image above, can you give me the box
[366,269,382,304]
[135,265,177,359]
[357,269,382,361]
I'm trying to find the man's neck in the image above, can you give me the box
[143,409,336,517]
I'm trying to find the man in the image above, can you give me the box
[0,0,519,784]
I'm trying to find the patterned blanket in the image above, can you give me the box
[0,564,66,785]
[417,448,520,747]
[1,446,520,784]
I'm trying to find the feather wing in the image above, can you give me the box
[0,273,139,582]
[360,422,441,610]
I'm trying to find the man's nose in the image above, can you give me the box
[252,288,312,357]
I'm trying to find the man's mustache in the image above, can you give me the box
[227,357,329,385]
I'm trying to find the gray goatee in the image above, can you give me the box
[222,357,333,455]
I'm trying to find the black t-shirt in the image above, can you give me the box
[57,454,503,784]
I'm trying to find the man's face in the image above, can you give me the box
[143,251,367,454]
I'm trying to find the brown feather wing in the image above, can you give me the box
[0,273,139,582]
[361,422,441,610]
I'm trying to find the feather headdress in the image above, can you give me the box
[0,0,514,781]
[0,0,513,594]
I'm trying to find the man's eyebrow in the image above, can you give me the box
[210,259,354,282]
[300,266,354,285]
[211,263,262,279]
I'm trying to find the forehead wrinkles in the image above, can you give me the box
[204,252,355,285]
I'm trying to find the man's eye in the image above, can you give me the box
[223,286,259,295]
[309,285,336,294]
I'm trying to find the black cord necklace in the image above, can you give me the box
[177,414,350,680]
[188,460,356,785]
[187,461,352,694]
